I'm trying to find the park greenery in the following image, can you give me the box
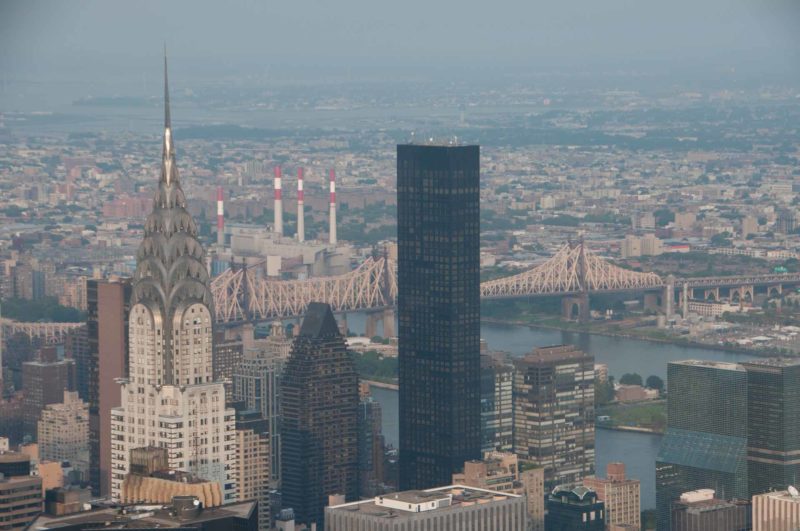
[352,350,398,384]
[1,297,85,322]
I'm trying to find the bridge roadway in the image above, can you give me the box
[6,245,800,336]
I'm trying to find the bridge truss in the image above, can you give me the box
[211,255,397,323]
[480,243,664,298]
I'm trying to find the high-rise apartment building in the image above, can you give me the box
[656,360,748,531]
[583,462,641,530]
[85,278,131,496]
[234,407,270,531]
[397,143,481,490]
[280,302,358,527]
[358,396,384,498]
[513,345,595,489]
[21,348,75,440]
[742,358,800,496]
[109,59,236,502]
[37,391,89,480]
[232,321,290,485]
[480,353,514,454]
[213,330,244,401]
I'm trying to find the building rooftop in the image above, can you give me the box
[741,358,800,368]
[755,489,800,503]
[670,359,745,371]
[29,499,257,529]
[327,485,521,520]
[519,344,591,365]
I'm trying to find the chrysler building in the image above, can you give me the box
[110,55,236,501]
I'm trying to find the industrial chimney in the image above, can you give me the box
[216,186,224,247]
[297,167,305,242]
[274,166,283,236]
[329,168,337,245]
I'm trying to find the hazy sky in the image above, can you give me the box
[1,0,799,102]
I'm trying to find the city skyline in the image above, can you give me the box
[1,4,800,530]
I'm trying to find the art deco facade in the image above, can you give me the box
[109,59,236,502]
[280,303,358,528]
[512,345,595,489]
[38,391,89,479]
[397,143,481,490]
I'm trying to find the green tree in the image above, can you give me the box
[619,373,643,386]
[646,375,664,391]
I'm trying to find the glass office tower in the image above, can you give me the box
[655,360,748,531]
[397,143,481,490]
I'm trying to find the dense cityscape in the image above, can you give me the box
[1,2,800,531]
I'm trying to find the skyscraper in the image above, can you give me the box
[655,360,748,531]
[513,345,595,489]
[280,302,358,528]
[85,278,131,496]
[397,143,481,490]
[480,352,514,454]
[21,347,75,440]
[109,57,236,502]
[232,321,290,485]
[742,358,800,496]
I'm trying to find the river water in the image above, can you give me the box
[349,314,759,509]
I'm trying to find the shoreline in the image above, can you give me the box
[597,424,663,435]
[480,317,777,357]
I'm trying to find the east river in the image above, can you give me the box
[346,314,759,509]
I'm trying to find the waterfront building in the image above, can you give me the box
[670,489,749,531]
[656,360,748,531]
[280,302,359,527]
[109,59,236,502]
[85,278,131,496]
[752,489,800,531]
[397,143,481,490]
[741,358,800,496]
[37,391,89,480]
[480,353,514,453]
[325,484,527,531]
[583,462,641,530]
[545,485,605,531]
[513,345,595,489]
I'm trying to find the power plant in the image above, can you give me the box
[211,165,352,280]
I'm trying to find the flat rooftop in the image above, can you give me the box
[327,485,521,520]
[29,500,256,529]
[670,359,744,371]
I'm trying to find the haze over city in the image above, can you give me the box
[1,1,800,530]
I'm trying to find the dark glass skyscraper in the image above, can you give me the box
[280,302,359,527]
[742,358,800,496]
[397,143,481,490]
[655,360,748,531]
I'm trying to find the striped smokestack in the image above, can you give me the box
[274,165,283,236]
[216,186,224,246]
[329,168,337,245]
[297,167,305,242]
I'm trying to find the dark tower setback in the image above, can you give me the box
[397,143,481,490]
[280,302,359,528]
